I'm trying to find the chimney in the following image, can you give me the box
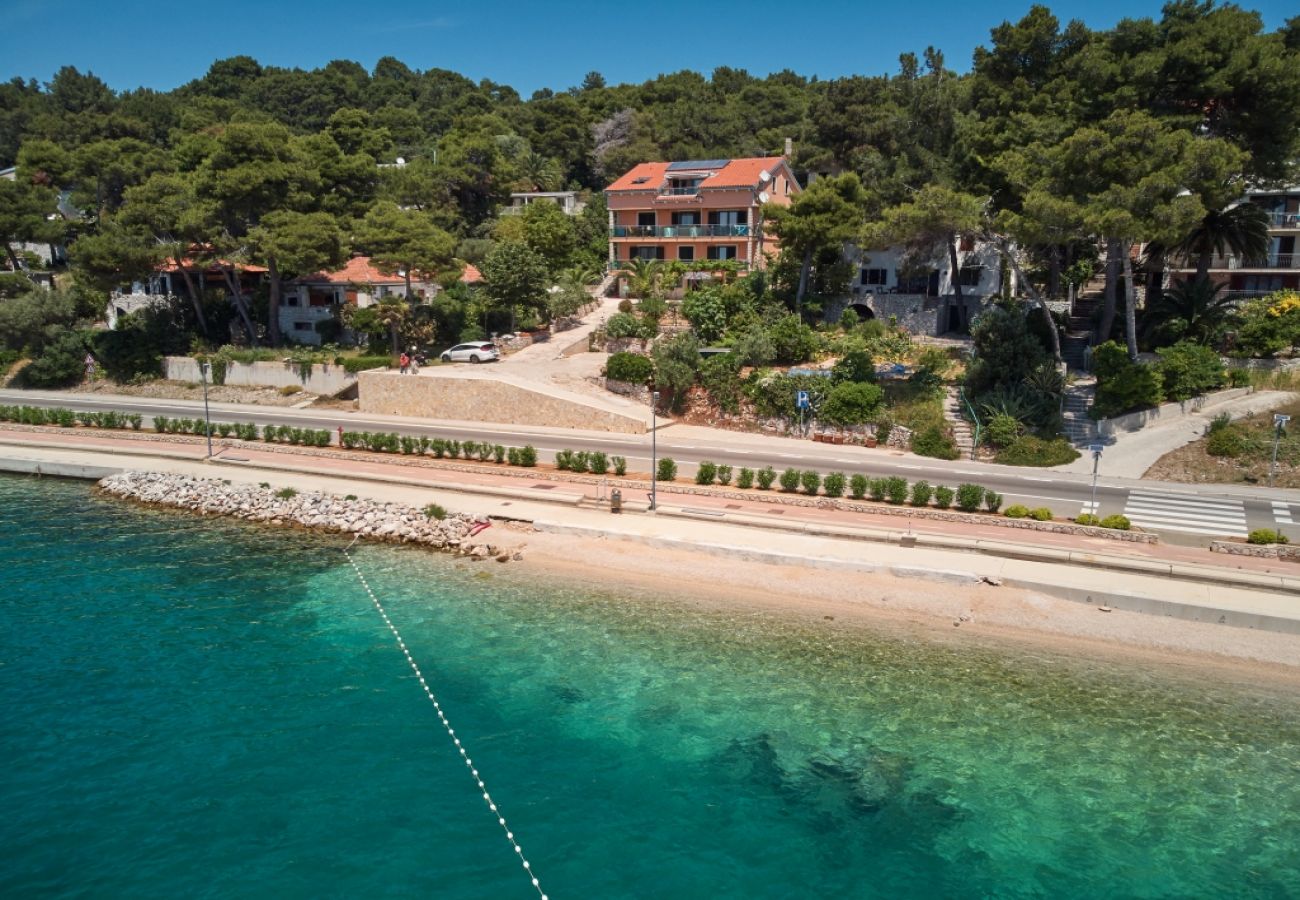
[783,137,793,157]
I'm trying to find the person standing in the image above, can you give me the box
[399,352,410,374]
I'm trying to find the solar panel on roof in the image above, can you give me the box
[667,159,730,171]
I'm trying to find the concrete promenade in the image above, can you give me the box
[3,428,1299,634]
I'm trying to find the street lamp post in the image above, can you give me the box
[1269,414,1290,487]
[198,360,214,460]
[650,390,660,511]
[1089,444,1103,518]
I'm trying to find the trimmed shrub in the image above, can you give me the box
[911,426,960,460]
[985,413,1022,449]
[695,461,717,485]
[849,473,868,500]
[1005,504,1030,518]
[737,467,755,489]
[554,449,574,471]
[1248,528,1288,545]
[153,416,168,433]
[994,436,1081,467]
[657,457,677,482]
[956,483,985,512]
[868,477,887,501]
[605,351,653,383]
[611,455,627,476]
[823,472,846,498]
[984,491,1004,513]
[800,470,822,495]
[589,451,608,475]
[494,444,506,463]
[909,481,933,507]
[342,355,392,373]
[1099,514,1131,530]
[1029,506,1052,521]
[933,485,954,509]
[756,466,776,490]
[1205,426,1245,458]
[778,468,801,492]
[884,476,909,504]
[716,464,733,486]
[506,447,521,465]
[519,446,538,467]
[1075,513,1100,526]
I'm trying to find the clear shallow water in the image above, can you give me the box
[1,475,1298,899]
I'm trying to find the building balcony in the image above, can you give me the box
[610,224,752,239]
[1265,211,1300,228]
[659,186,699,196]
[1172,254,1298,271]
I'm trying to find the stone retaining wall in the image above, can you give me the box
[1210,540,1300,560]
[358,370,648,433]
[164,356,359,395]
[1093,387,1253,437]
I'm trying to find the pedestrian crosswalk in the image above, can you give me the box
[1273,502,1296,526]
[1122,490,1247,537]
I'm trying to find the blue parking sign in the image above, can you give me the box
[796,390,810,409]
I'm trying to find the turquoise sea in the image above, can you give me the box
[1,473,1298,899]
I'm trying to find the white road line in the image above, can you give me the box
[1125,510,1247,529]
[1126,496,1244,514]
[1124,499,1246,519]
[1020,476,1054,482]
[1272,501,1294,525]
[1124,519,1247,537]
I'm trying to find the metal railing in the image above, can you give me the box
[659,186,700,196]
[1174,253,1298,270]
[609,224,751,238]
[1265,211,1300,227]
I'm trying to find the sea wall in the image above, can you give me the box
[96,471,513,560]
[164,357,359,395]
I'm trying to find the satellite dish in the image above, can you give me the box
[758,169,771,183]
[758,191,770,203]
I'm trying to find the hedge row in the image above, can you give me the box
[667,458,1007,513]
[554,449,627,476]
[1,405,143,430]
[340,432,538,467]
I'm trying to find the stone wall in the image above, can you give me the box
[164,356,359,395]
[1210,540,1300,560]
[359,370,649,433]
[1094,387,1253,437]
[823,293,986,336]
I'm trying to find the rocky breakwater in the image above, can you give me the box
[96,472,517,561]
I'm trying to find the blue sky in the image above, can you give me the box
[2,0,1295,95]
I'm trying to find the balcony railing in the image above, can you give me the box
[659,186,700,196]
[610,224,751,238]
[1173,254,1298,270]
[1266,211,1300,228]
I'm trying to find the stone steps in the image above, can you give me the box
[943,388,977,460]
[1061,379,1097,444]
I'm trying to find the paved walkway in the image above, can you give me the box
[4,428,1300,633]
[1057,390,1296,478]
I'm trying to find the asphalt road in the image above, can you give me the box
[4,388,1295,545]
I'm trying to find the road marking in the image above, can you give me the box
[1079,500,1099,515]
[1020,476,1053,482]
[1123,491,1247,537]
[1273,501,1295,525]
[895,464,922,470]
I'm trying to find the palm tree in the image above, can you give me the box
[1176,203,1270,284]
[1143,279,1238,346]
[624,258,662,299]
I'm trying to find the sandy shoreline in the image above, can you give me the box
[495,524,1300,688]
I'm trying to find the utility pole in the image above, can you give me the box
[198,360,214,460]
[650,390,660,511]
[1089,444,1103,518]
[1269,414,1289,487]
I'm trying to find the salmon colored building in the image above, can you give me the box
[604,156,800,271]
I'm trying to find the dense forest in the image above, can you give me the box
[1,1,1299,387]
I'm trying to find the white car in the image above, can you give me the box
[440,342,499,364]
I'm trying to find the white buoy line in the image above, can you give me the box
[341,536,548,899]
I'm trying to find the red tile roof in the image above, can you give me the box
[605,156,790,192]
[159,257,268,274]
[296,255,407,285]
[460,262,482,284]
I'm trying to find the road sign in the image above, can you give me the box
[796,390,810,409]
[1089,444,1104,457]
[1275,414,1290,427]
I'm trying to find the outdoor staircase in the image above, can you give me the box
[943,388,978,460]
[589,271,618,299]
[1061,377,1098,445]
[1061,285,1103,373]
